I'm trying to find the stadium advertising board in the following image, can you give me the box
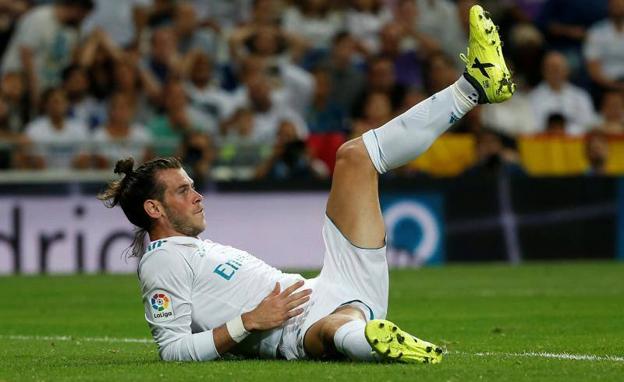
[0,193,447,274]
[381,194,445,266]
[0,193,328,274]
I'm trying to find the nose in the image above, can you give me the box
[193,188,203,203]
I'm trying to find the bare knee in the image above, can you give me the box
[335,138,375,173]
[304,312,365,359]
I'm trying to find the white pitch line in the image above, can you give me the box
[2,335,623,363]
[455,351,624,363]
[0,334,152,344]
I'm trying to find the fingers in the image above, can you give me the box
[286,294,310,311]
[270,282,280,296]
[285,288,312,303]
[279,280,305,297]
[287,307,305,318]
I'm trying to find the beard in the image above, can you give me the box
[164,204,205,237]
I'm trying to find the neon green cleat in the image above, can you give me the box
[364,319,444,364]
[460,5,515,104]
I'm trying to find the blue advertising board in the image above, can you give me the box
[381,193,445,266]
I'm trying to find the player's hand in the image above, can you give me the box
[241,280,312,331]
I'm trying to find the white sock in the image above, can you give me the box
[362,76,479,174]
[333,320,378,362]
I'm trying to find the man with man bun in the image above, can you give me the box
[99,5,514,363]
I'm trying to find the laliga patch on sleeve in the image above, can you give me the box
[149,290,175,322]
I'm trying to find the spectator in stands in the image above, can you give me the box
[465,129,525,176]
[545,113,567,134]
[75,29,118,101]
[585,130,609,175]
[82,0,152,48]
[282,0,343,53]
[146,0,175,27]
[178,130,216,190]
[229,31,314,116]
[144,27,183,84]
[345,0,393,54]
[530,51,596,135]
[246,0,280,27]
[305,67,348,172]
[0,0,29,59]
[0,95,29,169]
[23,87,91,169]
[321,32,364,114]
[62,64,105,130]
[481,77,539,137]
[414,0,471,70]
[595,91,624,134]
[219,107,267,167]
[112,56,161,124]
[536,0,608,82]
[423,52,458,94]
[172,1,220,58]
[92,92,152,168]
[351,91,393,138]
[1,0,94,102]
[234,74,308,144]
[184,51,236,132]
[189,0,252,31]
[0,71,30,133]
[507,23,546,88]
[147,80,209,156]
[377,22,425,90]
[305,67,347,135]
[393,0,442,58]
[352,55,406,118]
[584,0,624,95]
[229,22,309,66]
[228,0,300,63]
[254,119,327,180]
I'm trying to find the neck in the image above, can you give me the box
[107,122,130,136]
[149,225,188,241]
[549,82,564,91]
[50,116,64,128]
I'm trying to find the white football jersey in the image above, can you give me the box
[138,236,305,361]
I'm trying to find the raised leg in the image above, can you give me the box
[325,138,385,249]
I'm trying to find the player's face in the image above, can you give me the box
[159,168,206,237]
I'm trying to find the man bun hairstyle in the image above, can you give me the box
[98,157,182,258]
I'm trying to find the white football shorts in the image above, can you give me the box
[278,215,389,359]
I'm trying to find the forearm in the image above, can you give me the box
[160,316,252,361]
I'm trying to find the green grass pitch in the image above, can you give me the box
[1,262,623,381]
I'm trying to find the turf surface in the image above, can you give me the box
[1,262,623,381]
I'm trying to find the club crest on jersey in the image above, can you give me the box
[150,291,175,322]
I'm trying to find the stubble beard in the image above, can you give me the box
[164,204,205,237]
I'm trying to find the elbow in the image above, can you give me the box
[159,342,193,362]
[158,338,219,362]
[159,345,182,362]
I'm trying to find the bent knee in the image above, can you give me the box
[335,138,375,171]
[319,313,364,341]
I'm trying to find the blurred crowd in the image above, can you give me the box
[0,0,623,185]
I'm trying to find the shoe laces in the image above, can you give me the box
[459,51,469,65]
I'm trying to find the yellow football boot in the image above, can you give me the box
[461,5,515,104]
[365,319,444,364]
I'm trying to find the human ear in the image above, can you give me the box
[144,199,163,219]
